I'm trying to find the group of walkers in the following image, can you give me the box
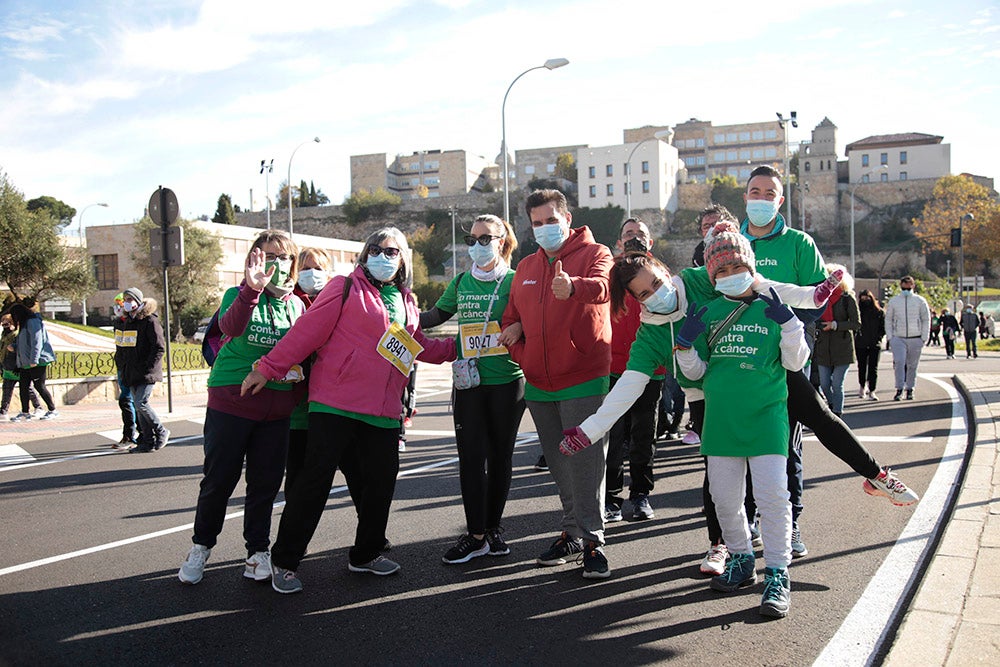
[168,166,925,624]
[0,302,58,421]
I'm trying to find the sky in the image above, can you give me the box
[1,0,998,232]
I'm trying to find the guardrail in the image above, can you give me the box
[46,348,209,380]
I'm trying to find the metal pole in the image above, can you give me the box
[287,139,319,237]
[850,185,857,277]
[158,187,173,413]
[960,213,972,306]
[450,206,457,277]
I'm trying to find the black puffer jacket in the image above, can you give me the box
[114,298,165,386]
[855,301,885,349]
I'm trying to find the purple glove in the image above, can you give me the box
[559,427,592,456]
[675,301,708,349]
[813,268,844,306]
[760,287,795,324]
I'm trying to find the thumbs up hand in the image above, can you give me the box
[551,260,573,300]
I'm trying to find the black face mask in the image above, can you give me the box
[623,237,649,255]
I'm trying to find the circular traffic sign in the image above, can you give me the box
[148,187,179,227]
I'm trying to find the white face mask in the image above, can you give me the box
[123,300,139,313]
[746,199,781,227]
[715,271,755,297]
[297,268,327,294]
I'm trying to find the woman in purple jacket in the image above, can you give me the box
[243,227,456,594]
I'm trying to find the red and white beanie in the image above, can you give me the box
[704,222,755,280]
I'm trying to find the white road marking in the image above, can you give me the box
[803,435,933,443]
[814,375,967,666]
[0,433,540,577]
[96,430,124,442]
[0,444,34,466]
[0,435,203,472]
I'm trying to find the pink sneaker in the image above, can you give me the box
[682,431,701,445]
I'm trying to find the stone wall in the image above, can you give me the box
[676,183,713,212]
[47,370,210,407]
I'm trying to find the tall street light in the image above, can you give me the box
[625,129,672,219]
[960,213,972,305]
[850,164,888,276]
[502,58,569,224]
[288,137,320,236]
[260,159,274,230]
[78,202,109,326]
[776,111,798,226]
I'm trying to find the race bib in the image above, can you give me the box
[459,321,507,358]
[377,322,424,376]
[115,328,137,347]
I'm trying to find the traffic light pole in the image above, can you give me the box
[158,187,174,414]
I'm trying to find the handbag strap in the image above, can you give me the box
[707,301,750,348]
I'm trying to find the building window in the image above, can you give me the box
[739,149,751,160]
[696,138,705,147]
[752,148,764,159]
[764,147,777,158]
[642,180,650,193]
[714,133,726,144]
[880,172,889,182]
[606,183,614,196]
[641,160,649,174]
[862,154,869,167]
[739,131,751,141]
[900,171,908,180]
[714,151,726,162]
[588,166,596,179]
[880,153,888,165]
[524,165,535,175]
[827,160,832,170]
[606,164,613,177]
[546,163,556,173]
[900,151,908,165]
[862,174,870,183]
[765,129,777,139]
[94,254,118,290]
[752,130,764,141]
[696,156,705,166]
[589,185,596,198]
[804,162,811,172]
[739,168,751,180]
[726,150,737,161]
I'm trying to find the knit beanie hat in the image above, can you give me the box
[123,287,144,304]
[704,221,756,280]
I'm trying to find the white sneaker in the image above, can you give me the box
[39,410,58,420]
[682,431,701,445]
[244,551,273,581]
[700,543,728,576]
[178,544,211,584]
[32,408,45,418]
[868,391,879,402]
[9,412,32,422]
[398,438,406,452]
[863,466,919,506]
[858,387,867,399]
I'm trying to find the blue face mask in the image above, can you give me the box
[468,242,497,268]
[746,199,781,227]
[715,271,754,297]
[642,282,678,315]
[533,223,567,252]
[297,268,327,294]
[365,254,400,282]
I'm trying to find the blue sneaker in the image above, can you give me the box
[760,566,791,618]
[791,524,808,558]
[710,552,756,592]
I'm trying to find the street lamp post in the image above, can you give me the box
[260,159,274,230]
[960,213,972,305]
[801,181,809,230]
[287,137,320,236]
[449,206,458,277]
[776,111,797,225]
[502,58,569,224]
[625,130,672,219]
[78,202,109,326]
[850,164,889,276]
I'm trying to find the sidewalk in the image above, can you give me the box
[884,372,1000,665]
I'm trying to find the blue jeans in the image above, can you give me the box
[128,383,165,447]
[117,372,137,440]
[817,364,849,414]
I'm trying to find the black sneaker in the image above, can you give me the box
[153,428,171,451]
[630,494,655,520]
[893,390,903,401]
[581,541,611,579]
[534,455,548,472]
[536,532,583,566]
[486,527,510,556]
[442,533,489,564]
[905,389,913,400]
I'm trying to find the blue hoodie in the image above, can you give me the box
[16,312,56,368]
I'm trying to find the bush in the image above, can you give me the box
[412,280,448,310]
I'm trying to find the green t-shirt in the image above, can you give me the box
[436,271,523,386]
[694,297,789,458]
[524,375,609,402]
[207,287,303,391]
[625,319,700,390]
[310,283,406,429]
[741,215,827,286]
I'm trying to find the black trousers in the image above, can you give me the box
[453,379,525,534]
[856,344,881,392]
[193,408,290,556]
[286,428,362,509]
[606,376,662,504]
[271,412,399,570]
[18,366,55,413]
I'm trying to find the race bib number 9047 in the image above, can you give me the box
[459,321,507,358]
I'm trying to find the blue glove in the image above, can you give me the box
[675,301,708,349]
[760,287,794,324]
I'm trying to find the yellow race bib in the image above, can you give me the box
[377,322,424,376]
[459,321,508,358]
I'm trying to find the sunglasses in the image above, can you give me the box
[264,253,292,262]
[464,234,501,247]
[368,245,401,258]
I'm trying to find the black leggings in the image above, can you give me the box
[856,344,881,392]
[453,379,525,534]
[19,366,55,413]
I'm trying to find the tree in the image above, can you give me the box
[913,175,1000,261]
[0,169,94,302]
[571,204,625,249]
[27,195,76,228]
[131,217,223,340]
[709,175,745,219]
[342,188,402,225]
[409,209,454,274]
[555,153,577,183]
[211,194,237,225]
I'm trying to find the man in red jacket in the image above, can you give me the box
[502,189,614,579]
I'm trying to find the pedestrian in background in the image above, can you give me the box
[884,276,930,401]
[178,230,305,586]
[7,303,57,422]
[961,305,979,359]
[940,308,959,359]
[111,292,139,450]
[812,264,860,417]
[855,289,885,401]
[929,309,940,346]
[1,311,42,419]
[115,288,168,449]
[978,311,988,340]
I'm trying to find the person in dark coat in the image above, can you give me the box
[939,308,959,359]
[8,303,57,421]
[114,287,168,451]
[812,265,860,416]
[854,289,886,401]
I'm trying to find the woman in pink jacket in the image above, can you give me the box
[242,227,456,594]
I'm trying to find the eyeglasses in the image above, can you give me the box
[264,253,292,262]
[368,245,401,258]
[464,234,501,247]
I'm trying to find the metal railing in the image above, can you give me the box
[46,348,209,380]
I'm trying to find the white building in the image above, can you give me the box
[576,140,682,213]
[845,133,950,184]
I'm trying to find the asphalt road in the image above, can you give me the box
[0,346,988,666]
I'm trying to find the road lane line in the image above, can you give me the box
[803,435,933,443]
[0,435,203,472]
[814,375,967,666]
[0,433,540,577]
[0,444,34,466]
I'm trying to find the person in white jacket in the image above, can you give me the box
[884,276,930,401]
